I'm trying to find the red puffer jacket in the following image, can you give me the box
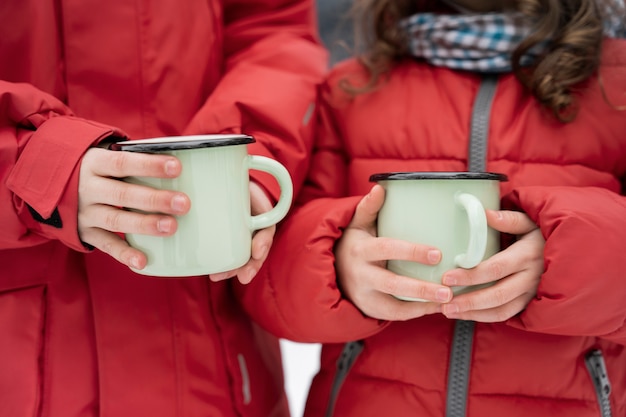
[0,1,326,416]
[239,38,626,417]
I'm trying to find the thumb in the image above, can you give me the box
[349,184,386,230]
[486,209,537,235]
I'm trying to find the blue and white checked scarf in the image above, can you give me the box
[400,1,626,73]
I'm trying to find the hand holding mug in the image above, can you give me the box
[441,210,544,322]
[78,147,191,269]
[370,171,508,301]
[110,134,293,277]
[336,185,453,321]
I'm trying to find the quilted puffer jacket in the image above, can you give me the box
[239,38,626,417]
[0,1,326,416]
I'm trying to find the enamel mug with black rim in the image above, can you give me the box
[111,134,293,277]
[369,171,507,301]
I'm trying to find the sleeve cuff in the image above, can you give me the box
[7,116,126,218]
[6,116,126,250]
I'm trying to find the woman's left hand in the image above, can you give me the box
[441,210,545,322]
[208,181,275,284]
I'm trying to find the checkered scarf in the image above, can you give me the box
[401,2,626,73]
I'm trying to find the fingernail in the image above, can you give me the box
[171,195,187,213]
[442,274,456,286]
[130,256,141,269]
[157,218,172,233]
[165,160,178,176]
[436,288,452,302]
[427,250,441,264]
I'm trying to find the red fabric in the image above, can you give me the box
[240,39,626,416]
[0,0,327,416]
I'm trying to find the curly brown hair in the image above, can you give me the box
[345,0,615,122]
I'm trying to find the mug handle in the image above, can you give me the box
[454,192,488,269]
[247,155,294,231]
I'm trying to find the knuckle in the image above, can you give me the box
[112,184,129,206]
[493,287,508,306]
[101,238,114,256]
[349,240,365,259]
[378,238,395,257]
[380,274,400,295]
[104,211,123,231]
[111,152,129,174]
[487,260,504,282]
[147,191,164,211]
[412,284,429,301]
[493,307,511,322]
[141,215,159,233]
[507,211,522,229]
[410,244,423,262]
[381,303,403,322]
[461,298,475,312]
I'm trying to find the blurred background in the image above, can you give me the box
[316,0,354,66]
[281,340,322,417]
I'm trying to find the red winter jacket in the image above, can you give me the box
[240,38,626,417]
[0,1,326,416]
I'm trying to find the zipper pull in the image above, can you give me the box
[586,350,612,397]
[337,340,364,372]
[585,349,612,417]
[324,341,365,417]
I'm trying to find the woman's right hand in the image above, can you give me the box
[78,147,191,270]
[335,185,453,321]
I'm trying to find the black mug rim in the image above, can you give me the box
[369,171,508,182]
[109,134,255,152]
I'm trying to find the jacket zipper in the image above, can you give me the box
[445,74,499,417]
[324,340,365,417]
[585,350,613,417]
[325,75,500,417]
[445,320,475,417]
[467,75,498,172]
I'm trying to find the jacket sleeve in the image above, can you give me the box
[183,0,328,199]
[505,185,626,345]
[236,196,389,343]
[0,81,127,251]
[235,76,388,343]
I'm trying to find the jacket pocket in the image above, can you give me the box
[0,244,52,292]
[585,349,613,417]
[0,285,47,417]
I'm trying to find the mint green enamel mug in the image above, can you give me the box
[369,172,508,301]
[111,134,293,277]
